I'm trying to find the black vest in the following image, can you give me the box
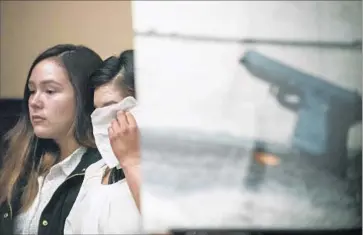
[0,148,102,235]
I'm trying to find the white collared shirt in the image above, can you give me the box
[64,159,141,234]
[14,147,86,235]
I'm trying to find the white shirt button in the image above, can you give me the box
[3,213,8,218]
[42,220,48,226]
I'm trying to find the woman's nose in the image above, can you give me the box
[29,93,43,109]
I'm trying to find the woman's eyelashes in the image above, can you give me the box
[45,89,56,95]
[28,87,58,96]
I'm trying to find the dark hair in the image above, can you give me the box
[0,44,103,212]
[90,49,135,98]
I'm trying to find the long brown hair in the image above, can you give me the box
[0,44,102,213]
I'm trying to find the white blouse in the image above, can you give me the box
[14,147,86,235]
[64,159,141,234]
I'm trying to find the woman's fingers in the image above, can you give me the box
[125,112,138,132]
[110,111,138,138]
[116,111,129,134]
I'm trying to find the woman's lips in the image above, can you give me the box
[31,115,46,124]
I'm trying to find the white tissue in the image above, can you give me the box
[91,96,138,169]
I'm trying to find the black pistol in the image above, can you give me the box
[240,50,362,177]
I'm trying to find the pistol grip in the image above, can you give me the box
[292,95,350,177]
[293,106,328,156]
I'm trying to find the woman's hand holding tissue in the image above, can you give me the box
[108,110,141,212]
[108,110,141,168]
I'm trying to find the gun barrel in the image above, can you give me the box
[240,51,361,104]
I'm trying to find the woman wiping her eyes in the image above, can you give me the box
[93,50,141,204]
[66,50,189,235]
[64,50,142,234]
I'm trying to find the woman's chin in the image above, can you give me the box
[33,128,54,139]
